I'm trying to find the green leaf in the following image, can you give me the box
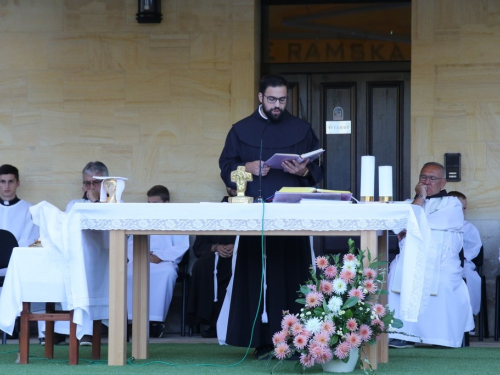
[330,335,339,346]
[391,318,404,329]
[342,296,359,309]
[344,309,353,319]
[378,290,388,295]
[296,298,306,305]
[300,285,311,296]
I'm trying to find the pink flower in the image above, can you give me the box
[324,265,338,279]
[300,353,315,368]
[305,291,324,308]
[315,348,333,364]
[345,332,362,348]
[281,313,299,329]
[371,318,385,331]
[346,318,358,332]
[306,284,316,291]
[372,303,387,317]
[313,331,330,347]
[340,269,355,283]
[343,253,356,262]
[348,287,366,301]
[363,267,377,279]
[291,322,305,336]
[359,324,373,341]
[293,334,308,350]
[363,279,378,294]
[320,280,334,295]
[334,341,352,359]
[310,343,326,357]
[316,256,329,270]
[321,320,336,335]
[272,331,287,345]
[274,342,290,360]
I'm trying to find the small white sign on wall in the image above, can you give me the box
[326,121,351,134]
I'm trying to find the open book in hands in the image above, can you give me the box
[264,148,324,169]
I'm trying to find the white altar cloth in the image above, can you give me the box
[68,201,430,322]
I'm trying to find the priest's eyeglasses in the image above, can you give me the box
[83,180,102,187]
[418,175,445,183]
[263,95,288,104]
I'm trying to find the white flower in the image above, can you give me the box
[306,311,311,316]
[339,310,345,315]
[342,263,357,272]
[327,296,343,314]
[332,278,347,295]
[305,317,322,334]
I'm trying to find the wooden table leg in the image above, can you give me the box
[108,230,127,366]
[377,230,389,364]
[45,302,55,359]
[132,234,150,359]
[19,302,30,364]
[361,230,379,370]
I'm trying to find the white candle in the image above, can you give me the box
[360,156,375,197]
[379,166,393,197]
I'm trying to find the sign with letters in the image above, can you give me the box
[326,107,351,134]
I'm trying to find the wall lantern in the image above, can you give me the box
[136,0,162,23]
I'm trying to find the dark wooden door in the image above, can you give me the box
[283,72,411,201]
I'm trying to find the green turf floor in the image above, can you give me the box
[0,343,499,374]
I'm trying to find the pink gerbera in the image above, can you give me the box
[281,313,299,329]
[348,287,366,301]
[274,342,290,360]
[345,332,362,348]
[372,303,387,317]
[343,253,356,263]
[346,317,358,332]
[320,280,334,295]
[293,334,308,350]
[359,324,373,341]
[316,256,329,270]
[363,267,377,279]
[272,331,287,345]
[291,322,305,336]
[313,331,330,347]
[300,353,315,368]
[371,318,385,331]
[363,279,378,294]
[321,320,336,335]
[305,291,324,308]
[324,265,338,279]
[334,341,352,359]
[340,269,355,283]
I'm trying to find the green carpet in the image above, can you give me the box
[0,343,499,374]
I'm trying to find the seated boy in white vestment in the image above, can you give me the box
[388,162,474,348]
[448,191,482,317]
[126,185,189,338]
[39,161,109,346]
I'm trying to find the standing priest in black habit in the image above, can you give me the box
[218,74,324,357]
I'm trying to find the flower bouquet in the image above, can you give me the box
[272,239,402,370]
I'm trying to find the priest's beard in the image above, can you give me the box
[262,106,284,122]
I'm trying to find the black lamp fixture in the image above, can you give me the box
[136,0,162,23]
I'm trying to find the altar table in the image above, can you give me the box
[68,202,430,366]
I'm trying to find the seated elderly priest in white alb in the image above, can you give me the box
[126,185,189,338]
[388,162,474,348]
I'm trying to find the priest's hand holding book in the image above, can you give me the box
[245,160,270,176]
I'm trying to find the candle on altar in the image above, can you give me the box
[360,156,375,201]
[379,166,393,202]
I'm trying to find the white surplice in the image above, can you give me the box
[462,221,482,315]
[126,235,189,322]
[389,196,475,347]
[0,200,39,247]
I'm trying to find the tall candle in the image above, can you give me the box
[360,156,375,198]
[379,166,393,197]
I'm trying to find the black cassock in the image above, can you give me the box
[218,108,324,347]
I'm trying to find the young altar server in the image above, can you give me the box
[126,185,190,337]
[0,164,39,247]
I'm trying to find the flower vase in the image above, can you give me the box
[321,348,359,373]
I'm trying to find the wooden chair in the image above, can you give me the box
[19,302,102,365]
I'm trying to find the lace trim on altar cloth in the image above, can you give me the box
[80,218,409,232]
